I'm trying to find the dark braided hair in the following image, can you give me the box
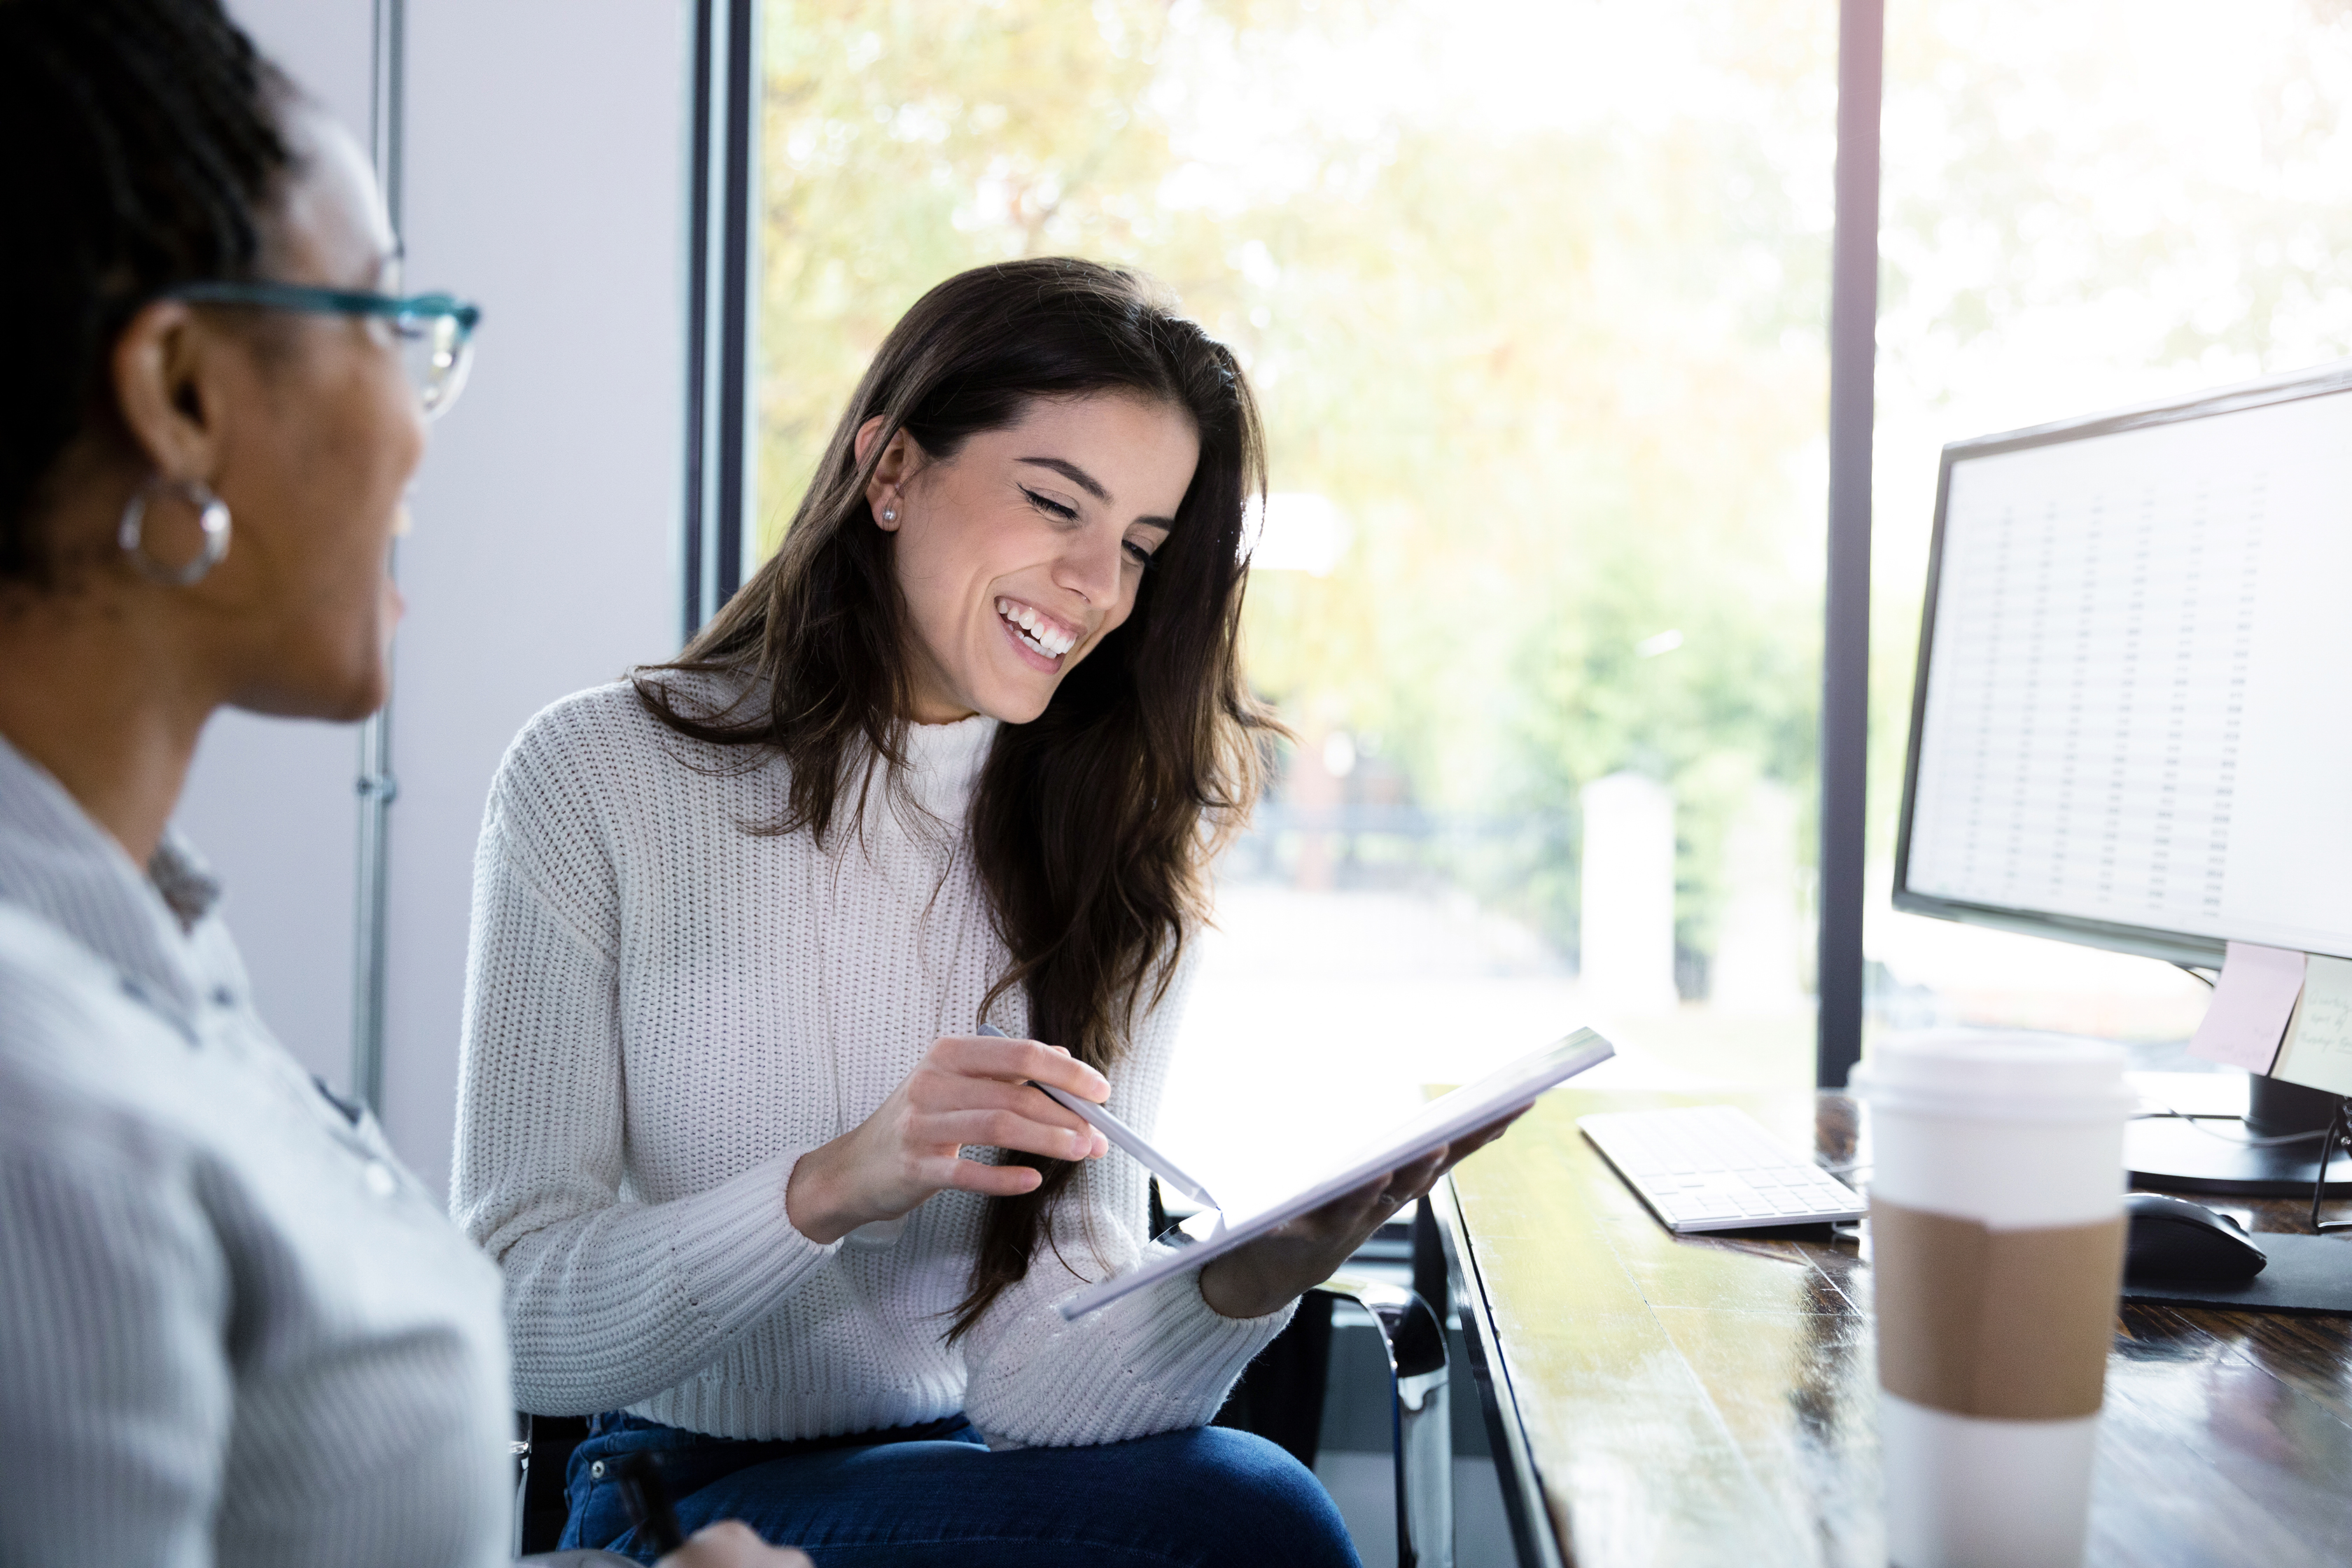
[0,0,295,587]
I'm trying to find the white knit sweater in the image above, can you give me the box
[451,682,1290,1447]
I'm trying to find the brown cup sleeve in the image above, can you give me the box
[1870,1196,2125,1421]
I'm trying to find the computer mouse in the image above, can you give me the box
[2123,1192,2268,1283]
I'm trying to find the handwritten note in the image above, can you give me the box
[2272,955,2352,1096]
[2188,941,2306,1072]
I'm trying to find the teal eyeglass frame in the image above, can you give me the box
[164,281,483,419]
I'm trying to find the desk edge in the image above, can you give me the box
[1432,1175,1567,1568]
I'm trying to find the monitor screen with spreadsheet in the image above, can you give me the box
[1893,365,2352,967]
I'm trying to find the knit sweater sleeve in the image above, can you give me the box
[953,948,1296,1447]
[451,708,841,1415]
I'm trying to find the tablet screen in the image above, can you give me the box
[1058,1026,1614,1319]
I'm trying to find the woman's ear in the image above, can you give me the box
[110,300,232,484]
[858,418,920,532]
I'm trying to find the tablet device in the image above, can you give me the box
[1056,1027,1616,1320]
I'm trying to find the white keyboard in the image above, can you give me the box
[1578,1105,1865,1233]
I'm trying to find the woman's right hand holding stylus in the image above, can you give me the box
[783,1033,1110,1244]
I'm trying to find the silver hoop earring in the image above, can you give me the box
[118,478,232,586]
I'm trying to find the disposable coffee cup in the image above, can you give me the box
[1849,1030,2134,1568]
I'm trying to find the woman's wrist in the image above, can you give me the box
[783,1138,865,1245]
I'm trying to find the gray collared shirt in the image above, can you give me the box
[0,734,515,1568]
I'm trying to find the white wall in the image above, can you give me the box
[386,2,688,1198]
[197,1,692,1196]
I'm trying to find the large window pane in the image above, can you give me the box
[1870,0,2352,1075]
[760,1,1835,1184]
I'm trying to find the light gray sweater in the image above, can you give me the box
[0,736,514,1568]
[452,682,1289,1446]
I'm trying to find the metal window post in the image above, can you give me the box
[683,0,760,641]
[1817,0,1883,1090]
[351,0,406,1115]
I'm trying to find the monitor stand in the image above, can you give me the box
[2127,1072,2352,1197]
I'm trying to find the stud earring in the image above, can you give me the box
[883,507,897,522]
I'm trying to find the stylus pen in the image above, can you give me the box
[976,1023,1221,1210]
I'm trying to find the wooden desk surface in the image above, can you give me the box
[1434,1086,2352,1568]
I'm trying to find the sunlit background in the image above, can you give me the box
[754,0,2352,1198]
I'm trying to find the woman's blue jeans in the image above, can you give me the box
[561,1411,1363,1567]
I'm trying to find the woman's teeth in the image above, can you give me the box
[995,597,1076,658]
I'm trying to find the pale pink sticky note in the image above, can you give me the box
[2188,941,2306,1072]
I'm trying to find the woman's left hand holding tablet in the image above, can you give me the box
[783,1034,1112,1244]
[1195,1109,1527,1320]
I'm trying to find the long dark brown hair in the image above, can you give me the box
[635,258,1278,1336]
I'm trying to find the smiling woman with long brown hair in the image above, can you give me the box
[453,258,1510,1563]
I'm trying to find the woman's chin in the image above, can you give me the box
[230,650,389,724]
[325,675,391,724]
[326,652,393,721]
[972,682,1054,726]
[969,645,1075,725]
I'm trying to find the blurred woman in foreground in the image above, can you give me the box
[0,2,799,1562]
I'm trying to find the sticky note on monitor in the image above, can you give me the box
[2272,955,2352,1096]
[2187,941,2306,1072]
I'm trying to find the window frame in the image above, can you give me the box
[682,0,760,642]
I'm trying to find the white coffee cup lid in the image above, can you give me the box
[1849,1029,2134,1121]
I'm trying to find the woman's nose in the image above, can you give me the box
[1057,524,1125,605]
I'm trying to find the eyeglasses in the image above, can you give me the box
[165,281,482,419]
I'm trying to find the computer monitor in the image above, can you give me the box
[1893,360,2352,1195]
